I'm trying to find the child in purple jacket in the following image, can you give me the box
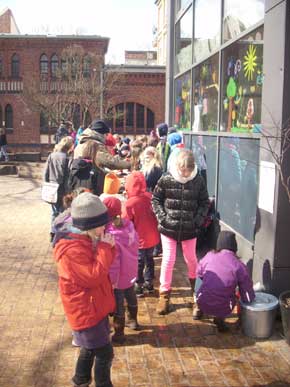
[102,196,139,344]
[196,231,255,332]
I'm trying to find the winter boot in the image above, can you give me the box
[126,305,139,330]
[112,316,125,344]
[189,278,203,320]
[213,317,229,333]
[156,291,171,315]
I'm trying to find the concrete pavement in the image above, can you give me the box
[0,175,290,387]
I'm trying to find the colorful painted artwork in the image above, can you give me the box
[175,72,191,130]
[243,44,258,81]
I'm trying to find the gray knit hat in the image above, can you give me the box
[71,192,109,231]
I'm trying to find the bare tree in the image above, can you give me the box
[22,44,124,131]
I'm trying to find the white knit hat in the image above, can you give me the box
[71,192,109,230]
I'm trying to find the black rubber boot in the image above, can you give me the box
[126,305,139,330]
[112,316,125,344]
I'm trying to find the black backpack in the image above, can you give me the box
[68,158,105,196]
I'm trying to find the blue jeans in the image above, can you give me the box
[72,343,114,387]
[114,286,137,317]
[137,247,155,285]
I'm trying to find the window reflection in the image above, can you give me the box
[217,137,259,242]
[176,0,191,14]
[194,0,220,63]
[223,0,265,42]
[192,135,217,197]
[193,54,219,132]
[174,72,191,130]
[175,6,193,74]
[221,27,264,133]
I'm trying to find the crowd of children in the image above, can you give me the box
[47,119,255,387]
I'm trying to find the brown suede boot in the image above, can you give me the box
[189,278,203,320]
[156,291,171,315]
[126,305,139,330]
[112,316,125,344]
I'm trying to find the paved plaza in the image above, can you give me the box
[0,175,290,387]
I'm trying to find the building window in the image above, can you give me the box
[83,55,91,78]
[221,26,264,133]
[223,0,265,43]
[51,54,59,78]
[61,58,68,77]
[40,54,48,74]
[193,0,220,64]
[217,137,260,242]
[0,56,3,77]
[136,104,144,128]
[176,0,191,15]
[147,108,155,129]
[193,53,219,131]
[175,5,192,74]
[174,71,191,130]
[0,105,2,125]
[82,109,91,128]
[5,104,13,128]
[116,103,124,129]
[11,53,20,78]
[126,102,134,128]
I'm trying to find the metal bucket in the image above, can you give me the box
[240,292,278,339]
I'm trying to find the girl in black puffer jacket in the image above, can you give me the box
[152,149,209,315]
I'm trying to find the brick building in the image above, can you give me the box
[0,8,165,156]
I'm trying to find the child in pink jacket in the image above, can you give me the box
[103,196,139,344]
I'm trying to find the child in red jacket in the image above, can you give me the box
[123,171,160,297]
[54,192,115,387]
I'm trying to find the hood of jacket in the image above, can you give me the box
[169,162,198,184]
[54,233,92,263]
[79,128,105,145]
[125,171,147,198]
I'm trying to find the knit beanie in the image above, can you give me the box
[216,231,238,253]
[103,172,121,194]
[168,126,177,134]
[91,119,110,134]
[103,197,122,219]
[157,123,168,138]
[167,132,182,147]
[71,192,109,230]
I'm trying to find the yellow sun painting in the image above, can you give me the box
[243,44,257,81]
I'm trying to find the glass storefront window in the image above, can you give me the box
[217,137,260,242]
[176,0,192,14]
[192,54,219,132]
[192,135,217,197]
[193,0,220,63]
[174,72,191,130]
[223,0,265,43]
[221,27,264,134]
[175,6,193,74]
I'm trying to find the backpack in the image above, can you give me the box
[68,159,105,196]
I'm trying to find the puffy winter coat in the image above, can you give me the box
[123,171,160,249]
[196,249,255,318]
[68,158,105,195]
[106,218,138,289]
[152,168,209,241]
[54,233,116,331]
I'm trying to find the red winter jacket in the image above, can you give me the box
[123,171,160,249]
[54,233,116,331]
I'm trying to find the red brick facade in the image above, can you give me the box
[0,34,165,155]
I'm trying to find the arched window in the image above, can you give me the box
[61,58,68,77]
[40,54,48,74]
[136,104,145,128]
[147,108,155,129]
[11,53,20,78]
[51,54,58,77]
[116,103,124,129]
[5,104,13,129]
[83,55,91,78]
[40,111,48,130]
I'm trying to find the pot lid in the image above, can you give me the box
[241,292,278,311]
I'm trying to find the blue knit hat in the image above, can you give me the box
[167,132,182,147]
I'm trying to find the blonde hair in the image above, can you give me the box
[54,136,74,153]
[176,149,195,171]
[142,146,162,174]
[130,139,143,170]
[138,135,148,150]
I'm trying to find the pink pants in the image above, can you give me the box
[159,234,198,292]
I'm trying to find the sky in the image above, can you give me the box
[1,0,157,64]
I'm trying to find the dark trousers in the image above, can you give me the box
[137,247,155,285]
[114,286,137,317]
[72,343,114,387]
